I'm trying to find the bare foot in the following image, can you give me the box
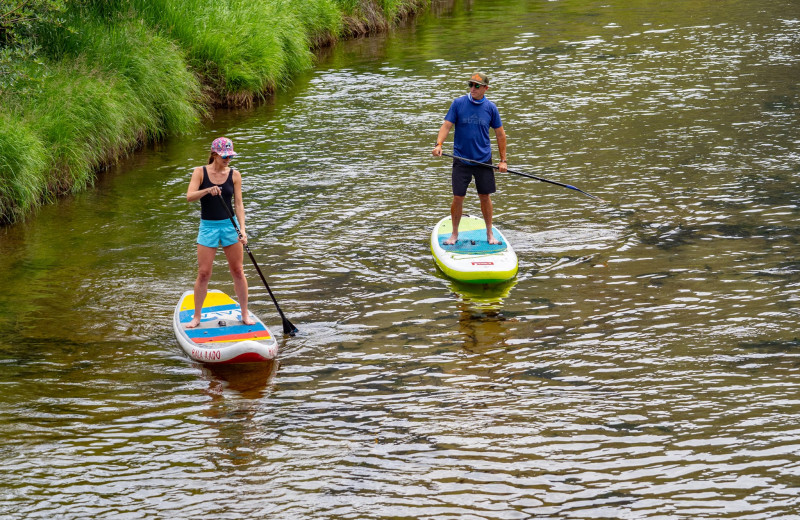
[487,233,501,245]
[241,314,256,326]
[443,234,458,245]
[186,316,202,329]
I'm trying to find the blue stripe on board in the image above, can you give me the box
[178,303,240,323]
[183,322,267,339]
[438,228,507,254]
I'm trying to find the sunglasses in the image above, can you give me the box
[468,82,485,89]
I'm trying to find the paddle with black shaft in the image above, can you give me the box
[442,152,605,202]
[217,196,299,336]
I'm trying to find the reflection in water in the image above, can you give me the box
[200,361,278,467]
[449,278,517,352]
[202,361,279,398]
[447,277,517,310]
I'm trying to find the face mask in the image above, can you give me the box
[468,93,486,104]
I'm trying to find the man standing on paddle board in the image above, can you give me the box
[432,72,507,245]
[185,137,256,329]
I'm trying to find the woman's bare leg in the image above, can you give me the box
[187,245,216,328]
[223,242,255,325]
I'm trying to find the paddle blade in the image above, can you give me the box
[282,318,299,336]
[566,184,606,202]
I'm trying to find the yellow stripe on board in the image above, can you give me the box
[437,215,486,235]
[180,291,237,312]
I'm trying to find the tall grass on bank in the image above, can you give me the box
[0,111,50,224]
[336,0,422,35]
[1,14,203,222]
[120,0,343,104]
[36,15,205,144]
[0,0,428,224]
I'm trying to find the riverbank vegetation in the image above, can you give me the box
[0,0,426,224]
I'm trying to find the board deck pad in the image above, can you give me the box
[436,216,507,254]
[437,228,507,254]
[178,292,271,345]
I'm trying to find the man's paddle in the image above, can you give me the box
[218,196,299,336]
[442,152,605,202]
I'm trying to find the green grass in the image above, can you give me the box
[335,0,413,17]
[122,0,340,103]
[0,0,427,224]
[0,111,50,223]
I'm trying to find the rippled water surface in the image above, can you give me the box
[1,0,800,518]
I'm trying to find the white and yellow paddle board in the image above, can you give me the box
[430,215,518,284]
[173,289,278,364]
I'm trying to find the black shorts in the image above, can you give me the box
[452,160,496,197]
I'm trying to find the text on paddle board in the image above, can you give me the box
[192,348,221,361]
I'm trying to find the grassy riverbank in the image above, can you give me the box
[0,0,426,224]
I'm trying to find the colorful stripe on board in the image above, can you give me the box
[178,303,240,323]
[186,322,270,343]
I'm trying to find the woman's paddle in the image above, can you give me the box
[218,197,299,336]
[442,152,605,202]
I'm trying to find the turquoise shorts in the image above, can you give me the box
[197,218,240,248]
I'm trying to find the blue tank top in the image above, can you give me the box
[199,166,234,220]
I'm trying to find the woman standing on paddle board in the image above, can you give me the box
[432,72,508,245]
[185,137,255,329]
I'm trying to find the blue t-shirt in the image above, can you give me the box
[444,95,502,164]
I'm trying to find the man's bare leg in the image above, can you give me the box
[444,195,465,245]
[479,193,501,245]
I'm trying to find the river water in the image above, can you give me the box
[1,0,799,518]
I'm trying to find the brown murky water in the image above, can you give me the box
[1,0,799,517]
